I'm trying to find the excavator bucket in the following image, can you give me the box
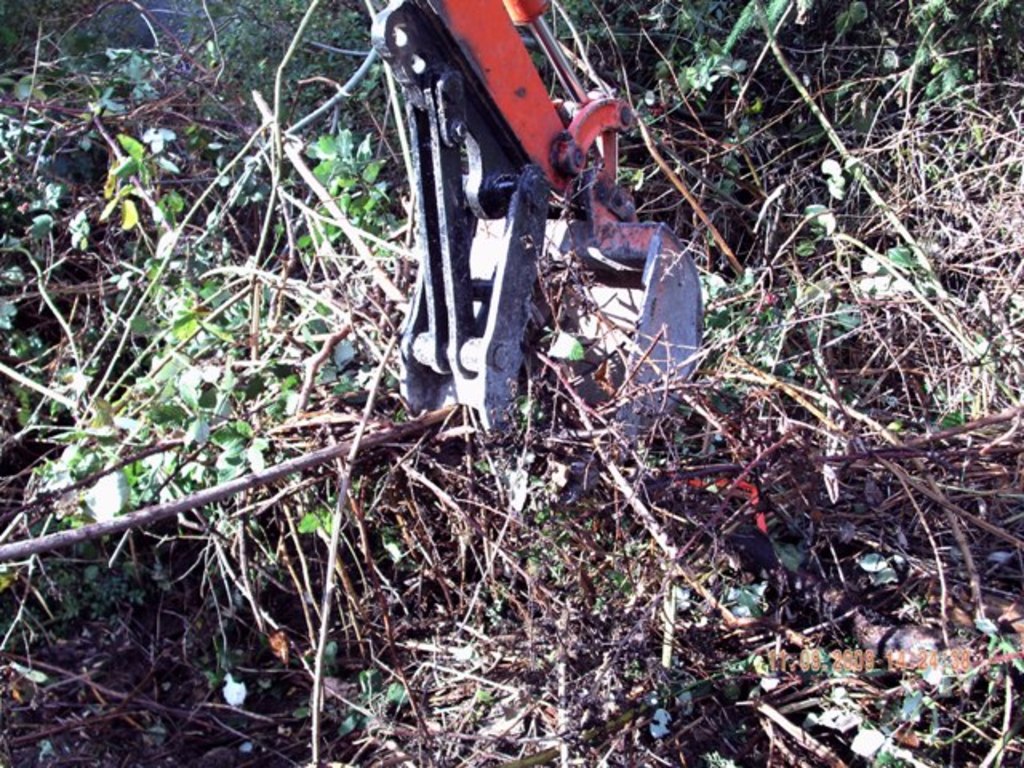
[560,217,702,423]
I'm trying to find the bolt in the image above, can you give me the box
[553,136,585,177]
[412,333,446,372]
[459,337,484,373]
[448,119,466,143]
[488,341,517,373]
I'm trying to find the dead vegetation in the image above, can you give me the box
[2,1,1023,766]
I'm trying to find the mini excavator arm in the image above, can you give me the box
[372,0,702,427]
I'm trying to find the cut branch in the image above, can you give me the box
[0,408,453,562]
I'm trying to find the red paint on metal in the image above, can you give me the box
[431,0,569,189]
[502,0,549,25]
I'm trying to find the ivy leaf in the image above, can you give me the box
[30,214,54,239]
[650,708,672,739]
[185,418,210,447]
[178,367,203,408]
[142,127,175,154]
[85,470,130,522]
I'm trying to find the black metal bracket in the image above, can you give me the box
[373,0,550,427]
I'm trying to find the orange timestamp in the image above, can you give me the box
[765,646,975,676]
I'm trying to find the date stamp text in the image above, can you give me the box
[765,646,975,676]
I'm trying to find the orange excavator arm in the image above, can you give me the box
[372,0,702,427]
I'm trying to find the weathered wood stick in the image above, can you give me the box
[0,408,453,562]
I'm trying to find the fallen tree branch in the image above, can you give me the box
[0,407,453,562]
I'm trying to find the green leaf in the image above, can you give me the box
[308,135,337,161]
[773,541,804,572]
[338,712,362,737]
[804,205,836,236]
[297,513,321,534]
[821,158,843,178]
[650,708,672,739]
[384,539,403,562]
[85,470,131,521]
[549,331,585,361]
[216,452,246,482]
[385,682,408,707]
[858,552,898,585]
[246,443,266,472]
[142,127,175,154]
[178,368,203,409]
[939,411,966,428]
[857,552,888,572]
[850,728,885,758]
[885,246,917,271]
[69,210,90,250]
[156,231,178,261]
[836,1,868,37]
[185,418,210,447]
[827,176,846,201]
[975,616,998,636]
[172,312,201,343]
[117,134,146,163]
[0,566,18,593]
[100,195,120,222]
[0,265,25,286]
[726,582,767,618]
[14,75,44,101]
[30,214,54,239]
[10,661,49,685]
[155,157,181,174]
[359,668,382,697]
[900,691,924,722]
[163,190,186,215]
[795,240,817,257]
[121,198,140,231]
[362,160,383,184]
[112,156,140,180]
[211,426,246,455]
[150,403,189,426]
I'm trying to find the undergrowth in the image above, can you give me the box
[1,1,1023,766]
